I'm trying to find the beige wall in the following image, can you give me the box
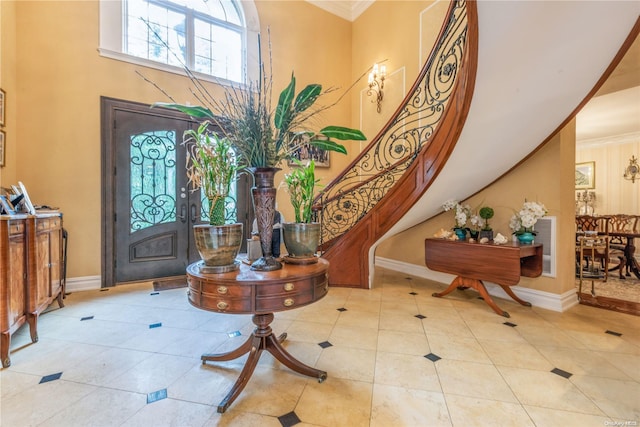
[576,140,640,214]
[376,120,578,295]
[2,0,354,278]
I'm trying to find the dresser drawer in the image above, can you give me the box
[8,221,25,235]
[36,217,61,231]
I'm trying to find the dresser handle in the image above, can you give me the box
[284,282,294,291]
[217,301,228,310]
[217,286,228,295]
[283,298,294,307]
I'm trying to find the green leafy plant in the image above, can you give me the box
[183,121,237,226]
[153,40,366,169]
[479,206,494,231]
[284,159,319,223]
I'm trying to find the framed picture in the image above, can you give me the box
[18,181,36,215]
[575,161,595,189]
[0,130,4,167]
[0,89,5,127]
[0,195,15,215]
[288,142,331,168]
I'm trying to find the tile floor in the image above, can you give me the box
[1,267,639,427]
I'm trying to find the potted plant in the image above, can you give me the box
[442,200,471,240]
[185,121,243,272]
[282,159,321,262]
[509,200,547,244]
[478,206,494,240]
[154,43,366,271]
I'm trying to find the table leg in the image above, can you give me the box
[433,276,510,318]
[203,313,327,413]
[500,285,532,307]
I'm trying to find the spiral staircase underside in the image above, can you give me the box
[323,1,640,288]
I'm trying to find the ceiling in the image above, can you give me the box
[577,32,640,145]
[306,1,639,147]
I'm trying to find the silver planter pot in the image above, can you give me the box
[282,222,320,263]
[193,223,243,272]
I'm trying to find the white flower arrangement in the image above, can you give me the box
[509,200,547,235]
[442,199,472,229]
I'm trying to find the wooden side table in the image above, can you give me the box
[425,238,543,317]
[186,258,329,413]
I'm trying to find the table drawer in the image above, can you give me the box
[256,289,314,312]
[255,273,325,297]
[188,276,251,297]
[188,289,252,313]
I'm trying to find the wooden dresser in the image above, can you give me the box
[0,213,65,368]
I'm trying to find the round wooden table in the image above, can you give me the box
[186,258,329,413]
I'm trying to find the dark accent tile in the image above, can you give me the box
[147,388,167,404]
[149,323,162,329]
[227,330,241,338]
[409,292,418,295]
[100,289,109,292]
[150,292,160,296]
[337,307,347,312]
[503,322,517,327]
[80,316,94,321]
[605,330,622,337]
[405,277,413,280]
[278,411,301,427]
[318,341,333,349]
[424,353,441,362]
[39,372,63,384]
[551,368,572,379]
[415,314,426,319]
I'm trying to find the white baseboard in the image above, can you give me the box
[375,256,577,312]
[65,275,102,293]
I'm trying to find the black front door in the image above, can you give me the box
[102,97,253,286]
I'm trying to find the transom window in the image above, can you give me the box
[124,0,244,82]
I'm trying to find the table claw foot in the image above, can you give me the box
[277,332,287,343]
[318,372,327,383]
[501,311,510,318]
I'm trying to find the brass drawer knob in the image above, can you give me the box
[283,298,294,307]
[284,282,294,291]
[217,301,228,310]
[217,286,228,295]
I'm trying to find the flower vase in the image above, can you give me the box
[453,228,467,240]
[517,231,535,245]
[249,167,282,271]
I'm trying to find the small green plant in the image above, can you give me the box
[479,206,494,231]
[284,159,319,223]
[183,121,237,226]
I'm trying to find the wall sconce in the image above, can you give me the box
[368,63,386,113]
[623,155,639,183]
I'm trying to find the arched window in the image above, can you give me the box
[99,0,260,84]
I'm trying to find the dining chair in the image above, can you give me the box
[608,214,632,278]
[575,215,611,282]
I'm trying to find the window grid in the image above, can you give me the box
[125,0,244,82]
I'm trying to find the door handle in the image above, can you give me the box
[191,204,199,223]
[178,204,187,223]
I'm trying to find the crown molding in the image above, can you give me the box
[577,131,640,149]
[305,0,375,21]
